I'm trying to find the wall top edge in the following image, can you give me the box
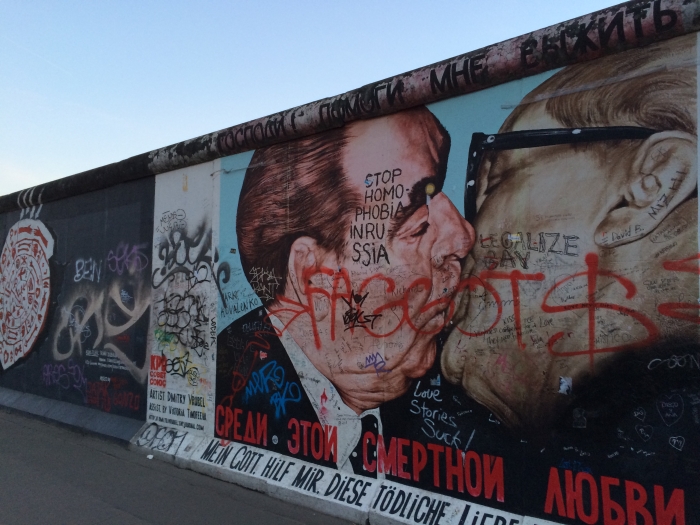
[2,0,698,214]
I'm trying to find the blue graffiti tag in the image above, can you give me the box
[270,382,302,418]
[365,352,390,376]
[244,360,302,418]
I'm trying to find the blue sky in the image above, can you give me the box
[0,0,617,195]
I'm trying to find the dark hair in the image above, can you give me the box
[236,126,360,306]
[237,106,451,306]
[502,34,696,135]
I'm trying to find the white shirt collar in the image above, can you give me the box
[268,313,383,474]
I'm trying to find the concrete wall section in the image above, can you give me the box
[0,4,699,525]
[209,33,700,524]
[0,178,154,420]
[147,162,221,435]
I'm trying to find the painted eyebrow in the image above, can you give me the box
[389,176,442,240]
[482,150,531,194]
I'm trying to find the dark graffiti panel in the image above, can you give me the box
[213,34,700,523]
[0,178,154,420]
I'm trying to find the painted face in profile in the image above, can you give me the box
[442,101,698,433]
[271,109,475,413]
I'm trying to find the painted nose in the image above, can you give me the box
[429,193,475,267]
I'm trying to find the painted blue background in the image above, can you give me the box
[218,150,258,332]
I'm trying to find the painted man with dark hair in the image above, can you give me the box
[220,106,475,474]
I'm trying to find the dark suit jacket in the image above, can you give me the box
[216,308,700,520]
[216,307,337,469]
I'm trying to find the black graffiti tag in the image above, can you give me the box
[155,291,209,358]
[342,291,381,331]
[165,351,200,386]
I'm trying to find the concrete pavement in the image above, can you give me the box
[0,408,355,525]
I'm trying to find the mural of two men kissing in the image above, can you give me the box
[217,33,699,523]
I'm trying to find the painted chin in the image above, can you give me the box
[425,309,447,330]
[415,304,450,334]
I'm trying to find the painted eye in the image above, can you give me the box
[483,177,502,196]
[411,221,430,237]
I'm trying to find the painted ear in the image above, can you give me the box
[595,131,697,247]
[287,236,321,300]
[286,237,333,321]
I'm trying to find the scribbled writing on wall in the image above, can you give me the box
[243,360,302,418]
[152,216,215,360]
[41,360,87,402]
[51,269,150,381]
[107,243,149,275]
[350,169,403,266]
[45,239,151,416]
[136,422,188,455]
[149,205,218,432]
[87,376,141,413]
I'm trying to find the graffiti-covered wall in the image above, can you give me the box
[0,179,154,419]
[2,3,700,524]
[147,164,221,434]
[204,33,700,524]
